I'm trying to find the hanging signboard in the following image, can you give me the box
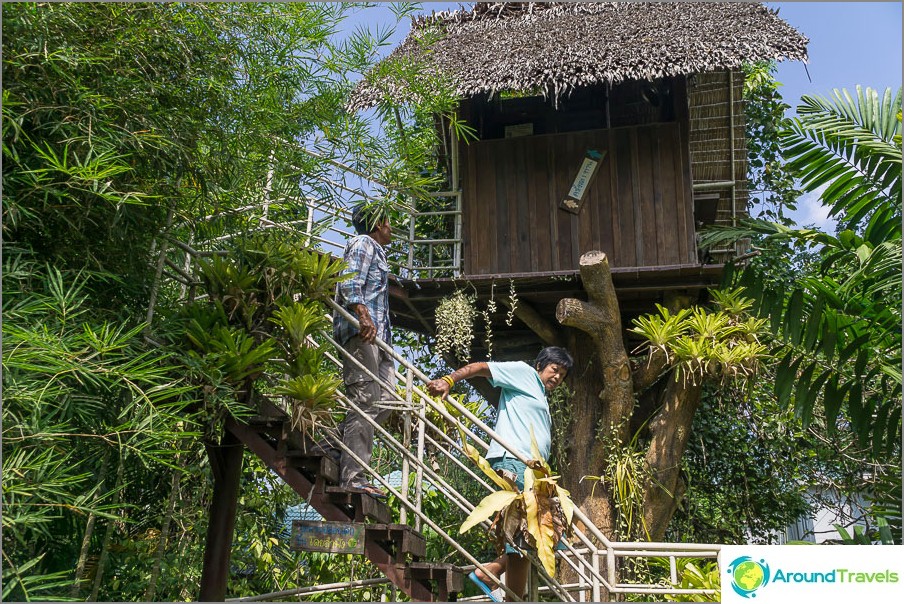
[560,149,606,214]
[291,520,365,554]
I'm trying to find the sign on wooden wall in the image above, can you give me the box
[291,520,365,554]
[560,149,606,214]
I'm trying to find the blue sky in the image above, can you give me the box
[347,2,903,230]
[767,2,902,229]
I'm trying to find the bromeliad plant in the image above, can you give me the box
[458,428,574,576]
[165,231,347,439]
[630,288,768,386]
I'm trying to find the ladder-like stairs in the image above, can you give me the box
[226,399,464,601]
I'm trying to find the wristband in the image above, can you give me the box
[441,375,455,388]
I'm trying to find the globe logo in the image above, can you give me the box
[726,556,771,598]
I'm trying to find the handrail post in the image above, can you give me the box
[451,123,462,277]
[400,367,414,526]
[592,549,602,603]
[414,376,427,532]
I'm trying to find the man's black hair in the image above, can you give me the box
[534,346,574,374]
[351,203,385,235]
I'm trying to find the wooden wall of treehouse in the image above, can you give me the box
[458,78,696,277]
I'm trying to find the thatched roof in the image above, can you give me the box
[348,2,808,110]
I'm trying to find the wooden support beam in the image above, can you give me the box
[199,431,244,602]
[500,297,565,348]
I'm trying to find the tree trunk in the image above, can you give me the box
[553,250,707,582]
[71,448,110,598]
[643,376,703,541]
[90,454,125,602]
[145,464,181,601]
[557,329,616,537]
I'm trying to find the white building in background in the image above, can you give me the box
[776,487,871,544]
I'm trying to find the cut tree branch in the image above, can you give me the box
[556,251,634,437]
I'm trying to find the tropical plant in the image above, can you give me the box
[583,422,657,542]
[434,289,479,363]
[700,85,902,544]
[458,429,574,576]
[164,230,348,440]
[658,558,720,602]
[702,86,902,456]
[629,289,768,386]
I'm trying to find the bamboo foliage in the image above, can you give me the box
[3,2,448,598]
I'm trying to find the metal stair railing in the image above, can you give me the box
[324,299,721,602]
[324,312,624,600]
[148,212,720,601]
[313,332,572,601]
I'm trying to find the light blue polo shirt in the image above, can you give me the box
[484,361,551,462]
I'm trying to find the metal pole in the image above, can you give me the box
[593,550,602,603]
[414,381,427,532]
[451,124,462,277]
[400,367,414,526]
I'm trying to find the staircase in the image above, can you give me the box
[228,400,464,601]
[151,204,722,602]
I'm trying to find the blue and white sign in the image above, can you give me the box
[721,545,904,602]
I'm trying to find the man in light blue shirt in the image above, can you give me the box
[426,346,573,602]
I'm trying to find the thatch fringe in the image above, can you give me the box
[349,2,808,111]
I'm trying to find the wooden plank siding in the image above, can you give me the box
[460,122,695,275]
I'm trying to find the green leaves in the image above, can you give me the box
[715,85,902,455]
[170,230,345,439]
[782,87,902,241]
[630,289,767,385]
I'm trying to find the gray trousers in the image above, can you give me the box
[333,335,396,487]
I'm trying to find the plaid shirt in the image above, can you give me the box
[333,234,391,346]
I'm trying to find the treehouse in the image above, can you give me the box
[350,2,808,360]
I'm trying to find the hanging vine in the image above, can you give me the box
[434,289,478,363]
[504,278,518,327]
[482,283,497,359]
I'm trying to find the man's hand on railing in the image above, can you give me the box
[351,303,377,343]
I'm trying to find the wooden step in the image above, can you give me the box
[286,450,340,485]
[404,561,464,601]
[244,414,287,438]
[365,524,427,563]
[324,485,392,524]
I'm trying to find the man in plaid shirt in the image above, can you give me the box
[324,203,395,498]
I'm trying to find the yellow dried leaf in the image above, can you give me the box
[461,490,520,534]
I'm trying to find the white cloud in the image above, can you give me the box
[789,184,837,232]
